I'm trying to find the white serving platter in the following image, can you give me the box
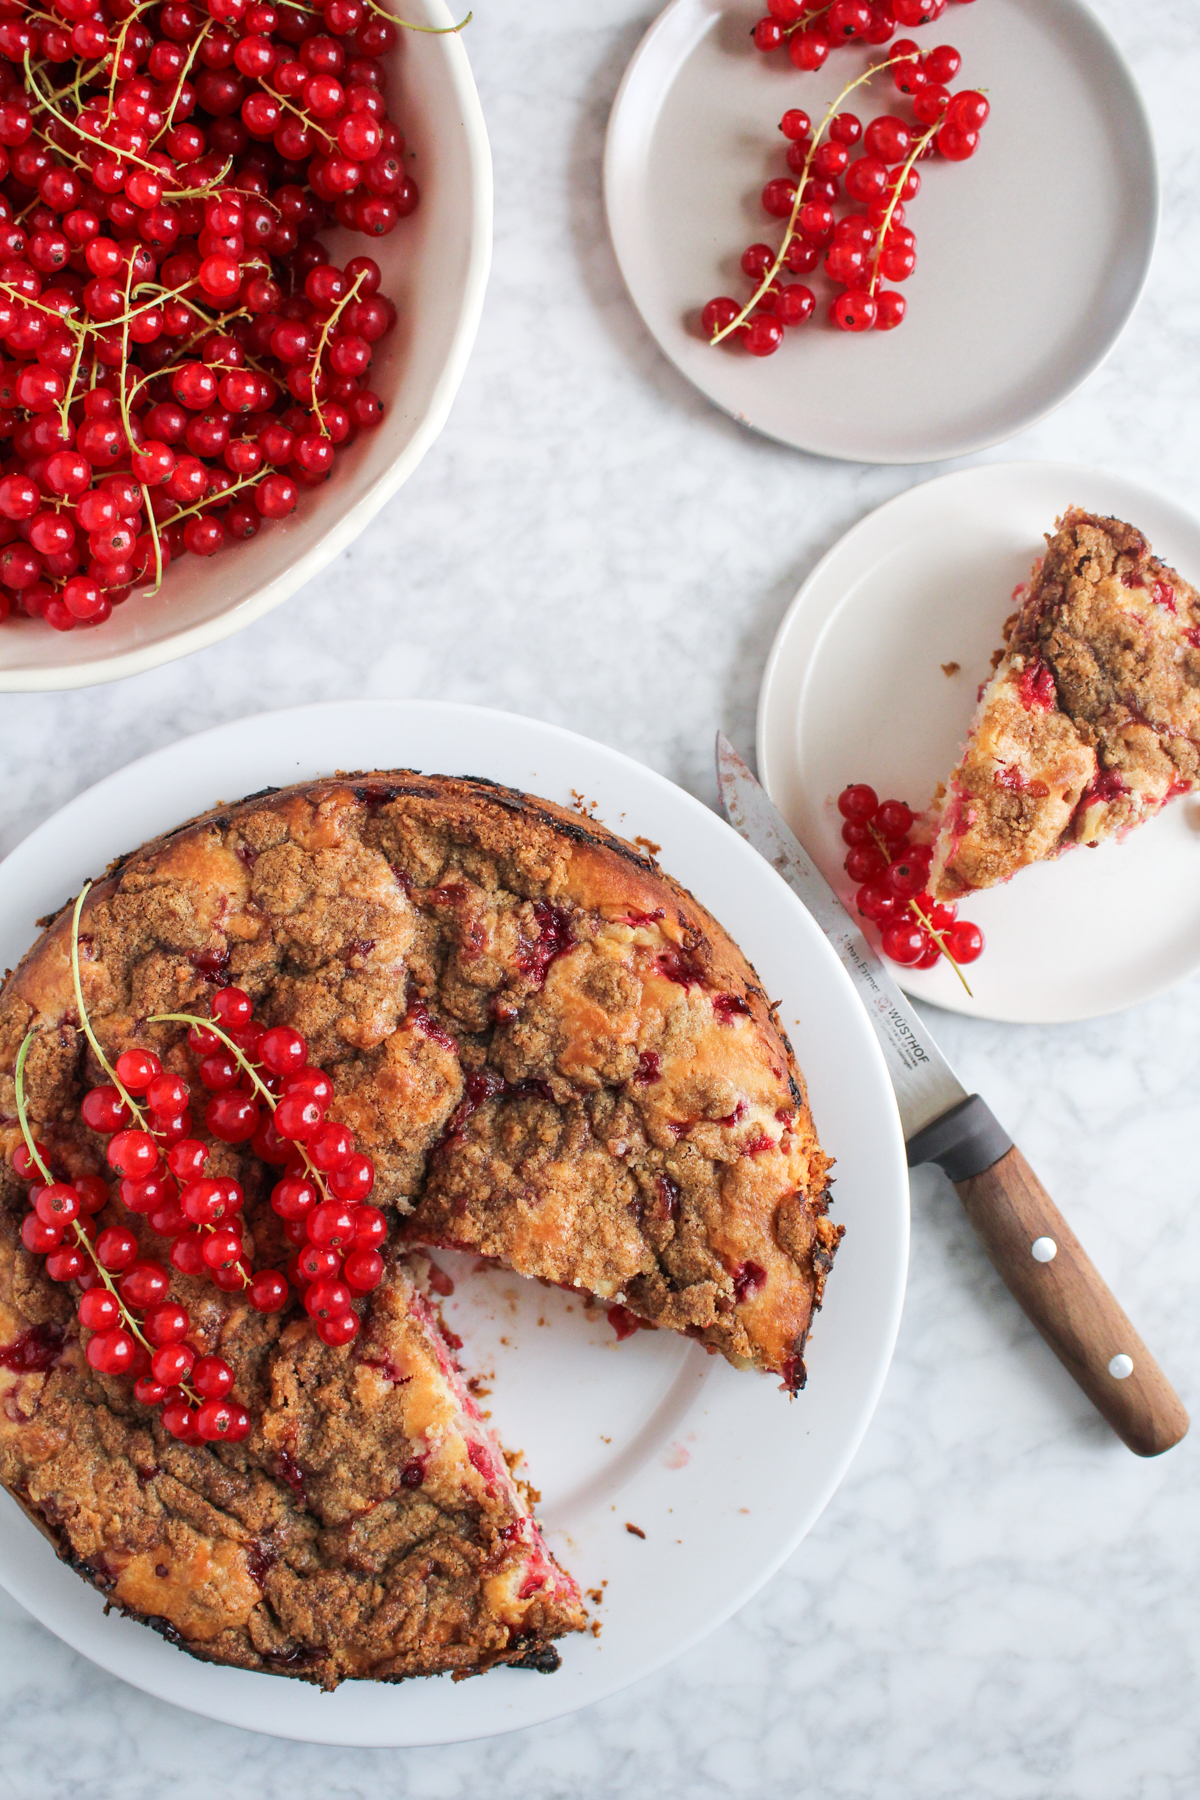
[0,699,909,1744]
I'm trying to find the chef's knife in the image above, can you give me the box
[715,733,1188,1458]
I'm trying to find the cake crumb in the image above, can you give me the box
[570,790,599,819]
[590,1620,603,1637]
[585,1584,607,1606]
[634,836,661,857]
[941,660,961,677]
[625,1523,646,1539]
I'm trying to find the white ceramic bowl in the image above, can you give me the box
[0,0,492,691]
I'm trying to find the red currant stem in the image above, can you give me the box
[777,4,831,41]
[148,1009,340,1215]
[58,325,88,438]
[25,50,230,195]
[310,268,365,439]
[867,118,938,298]
[907,899,973,998]
[14,1029,53,1187]
[14,1027,200,1404]
[140,481,164,595]
[710,53,906,347]
[272,86,338,151]
[116,255,137,452]
[69,883,150,1129]
[155,470,263,529]
[155,23,214,144]
[103,0,159,125]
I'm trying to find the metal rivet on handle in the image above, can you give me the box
[1108,1353,1134,1380]
[1031,1236,1057,1262]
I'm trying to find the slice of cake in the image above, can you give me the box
[929,509,1200,900]
[0,1233,585,1687]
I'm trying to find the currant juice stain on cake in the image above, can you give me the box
[0,770,842,1686]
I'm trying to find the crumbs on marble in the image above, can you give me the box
[625,1522,646,1539]
[941,661,961,676]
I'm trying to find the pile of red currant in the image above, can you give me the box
[837,782,984,973]
[0,0,431,633]
[751,0,975,69]
[14,968,385,1444]
[702,25,990,352]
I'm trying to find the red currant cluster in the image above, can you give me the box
[173,985,387,1348]
[0,0,429,633]
[702,38,990,353]
[751,0,974,69]
[837,783,984,974]
[15,1144,257,1442]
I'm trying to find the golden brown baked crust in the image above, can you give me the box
[0,769,839,1682]
[929,511,1200,899]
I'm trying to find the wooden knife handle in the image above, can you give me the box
[909,1097,1188,1457]
[954,1146,1188,1457]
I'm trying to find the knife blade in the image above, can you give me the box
[715,732,1188,1458]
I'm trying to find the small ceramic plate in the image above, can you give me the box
[0,701,908,1746]
[604,0,1157,463]
[757,462,1200,1024]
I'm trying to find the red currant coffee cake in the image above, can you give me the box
[0,771,839,1685]
[928,510,1200,900]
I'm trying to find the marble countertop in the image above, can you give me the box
[3,1,1200,1794]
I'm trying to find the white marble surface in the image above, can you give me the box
[2,1,1200,1793]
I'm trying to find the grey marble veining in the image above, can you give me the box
[2,2,1200,1795]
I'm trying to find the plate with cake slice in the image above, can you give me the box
[0,700,908,1745]
[758,461,1200,1025]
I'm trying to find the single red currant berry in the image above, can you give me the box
[142,1302,190,1346]
[198,1050,240,1091]
[327,1154,375,1204]
[876,290,907,330]
[947,89,989,134]
[789,26,829,69]
[306,1199,358,1250]
[780,109,811,142]
[883,857,927,900]
[307,1121,354,1172]
[249,1269,290,1313]
[343,1247,383,1293]
[914,939,943,970]
[826,0,871,38]
[274,1092,324,1141]
[936,122,978,161]
[95,1225,139,1271]
[352,1205,387,1251]
[35,1183,79,1226]
[744,316,784,357]
[856,883,896,922]
[78,1288,121,1331]
[761,178,797,220]
[202,1226,245,1272]
[875,800,914,838]
[316,1311,360,1347]
[167,1139,208,1180]
[258,1024,307,1075]
[134,1376,168,1406]
[107,1129,159,1179]
[304,1276,352,1321]
[81,1085,132,1133]
[118,1261,172,1308]
[86,1328,136,1375]
[182,1356,231,1405]
[701,296,741,339]
[187,1022,223,1055]
[211,986,253,1029]
[115,1048,162,1092]
[829,112,862,146]
[151,1342,194,1385]
[838,784,879,822]
[170,1232,208,1276]
[752,17,784,53]
[21,1210,63,1253]
[271,1175,319,1221]
[161,1396,200,1439]
[75,1175,109,1215]
[776,284,815,327]
[193,1396,238,1440]
[946,921,984,963]
[206,1092,260,1144]
[284,1068,334,1108]
[146,1072,189,1118]
[880,920,928,965]
[46,1245,88,1282]
[297,1244,340,1283]
[845,845,887,884]
[923,43,961,84]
